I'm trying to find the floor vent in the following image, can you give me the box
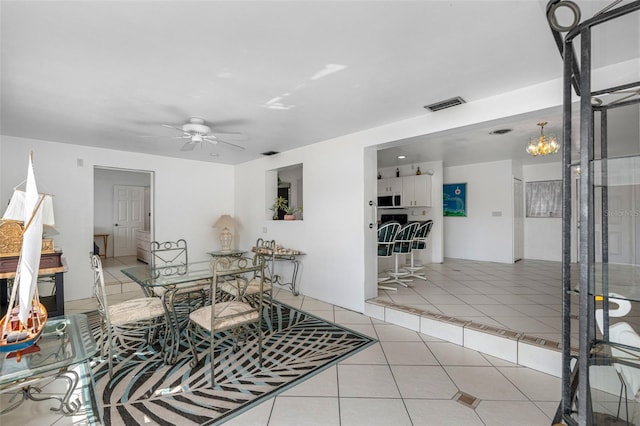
[261,150,279,156]
[424,96,466,112]
[454,391,480,409]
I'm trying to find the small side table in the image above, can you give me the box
[207,249,246,258]
[94,234,109,258]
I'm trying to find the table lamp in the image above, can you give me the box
[213,214,237,252]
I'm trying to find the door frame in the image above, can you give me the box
[93,166,154,258]
[513,177,524,262]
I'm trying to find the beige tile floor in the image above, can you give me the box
[376,257,579,348]
[2,256,568,425]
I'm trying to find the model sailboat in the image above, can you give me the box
[0,154,53,359]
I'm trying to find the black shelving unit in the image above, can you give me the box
[546,1,640,424]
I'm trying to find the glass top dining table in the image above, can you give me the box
[121,260,214,289]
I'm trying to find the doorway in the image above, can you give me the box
[94,167,153,258]
[513,177,524,262]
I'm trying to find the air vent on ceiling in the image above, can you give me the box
[424,96,466,112]
[489,128,513,135]
[261,150,279,156]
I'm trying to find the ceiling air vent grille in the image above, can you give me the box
[261,150,279,156]
[424,96,466,112]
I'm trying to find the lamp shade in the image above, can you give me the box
[213,214,237,229]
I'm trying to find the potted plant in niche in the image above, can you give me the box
[283,205,302,220]
[270,196,288,220]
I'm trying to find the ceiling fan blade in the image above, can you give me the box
[210,131,246,140]
[180,141,197,151]
[209,118,249,128]
[216,138,245,151]
[162,124,186,133]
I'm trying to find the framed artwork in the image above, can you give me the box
[443,183,467,217]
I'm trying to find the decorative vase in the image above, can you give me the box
[416,167,422,175]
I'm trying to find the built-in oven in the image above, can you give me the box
[380,214,408,225]
[377,194,401,208]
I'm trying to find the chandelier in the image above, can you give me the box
[526,121,560,156]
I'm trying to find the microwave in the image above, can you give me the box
[378,194,401,208]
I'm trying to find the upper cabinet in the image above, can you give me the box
[402,175,432,207]
[378,175,432,207]
[377,177,402,195]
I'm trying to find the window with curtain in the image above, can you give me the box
[526,180,562,218]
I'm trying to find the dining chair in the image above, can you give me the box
[186,254,266,387]
[149,239,189,278]
[377,221,401,291]
[220,238,274,304]
[404,220,433,280]
[149,239,209,311]
[91,254,169,378]
[387,222,419,287]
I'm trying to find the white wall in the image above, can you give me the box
[523,161,563,261]
[1,136,234,301]
[443,160,515,263]
[235,138,370,312]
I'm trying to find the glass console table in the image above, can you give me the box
[0,314,97,416]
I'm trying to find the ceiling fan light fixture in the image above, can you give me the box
[183,123,211,135]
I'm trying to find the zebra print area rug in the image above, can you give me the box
[87,301,376,425]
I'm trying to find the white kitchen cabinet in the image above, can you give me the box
[135,229,151,263]
[402,175,432,207]
[377,177,402,195]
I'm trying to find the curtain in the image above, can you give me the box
[526,180,562,218]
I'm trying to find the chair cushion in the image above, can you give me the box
[109,297,166,326]
[219,278,271,297]
[189,301,259,332]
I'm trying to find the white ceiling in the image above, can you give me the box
[1,1,638,166]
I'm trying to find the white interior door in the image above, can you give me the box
[113,185,145,257]
[513,177,524,262]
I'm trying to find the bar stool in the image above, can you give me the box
[377,222,401,291]
[387,222,419,287]
[404,220,433,280]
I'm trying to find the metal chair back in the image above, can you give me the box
[378,222,401,257]
[393,222,419,254]
[150,239,188,276]
[411,220,433,250]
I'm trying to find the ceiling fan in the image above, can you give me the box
[162,117,245,152]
